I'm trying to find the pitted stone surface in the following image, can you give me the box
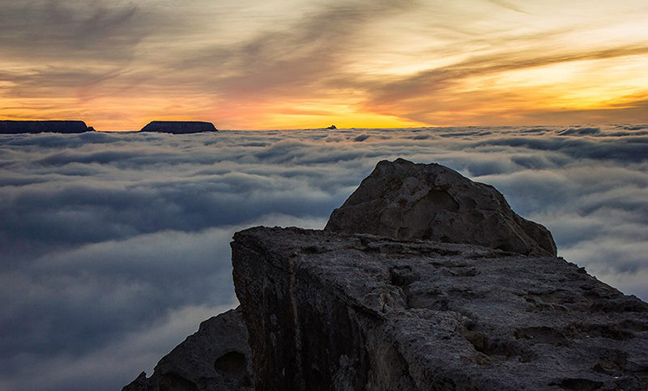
[325,159,556,256]
[232,227,648,391]
[122,308,253,391]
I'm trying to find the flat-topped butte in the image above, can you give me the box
[0,120,93,134]
[140,121,217,134]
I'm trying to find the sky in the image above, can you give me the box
[1,125,647,390]
[1,0,647,130]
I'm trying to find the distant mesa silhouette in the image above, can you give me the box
[0,120,94,134]
[140,121,218,134]
[326,124,337,130]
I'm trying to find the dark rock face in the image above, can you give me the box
[232,227,648,391]
[122,308,253,391]
[129,159,647,391]
[140,121,217,134]
[0,120,93,134]
[326,158,556,256]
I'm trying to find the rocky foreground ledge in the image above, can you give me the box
[124,159,648,391]
[0,120,93,134]
[233,228,647,390]
[124,309,252,391]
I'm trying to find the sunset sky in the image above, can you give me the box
[1,0,647,130]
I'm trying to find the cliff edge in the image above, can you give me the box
[232,227,647,390]
[123,159,648,391]
[232,159,647,390]
[122,308,252,391]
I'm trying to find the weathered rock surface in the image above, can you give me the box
[122,308,253,391]
[127,159,646,391]
[232,227,648,391]
[325,158,556,257]
[0,120,93,134]
[140,121,217,134]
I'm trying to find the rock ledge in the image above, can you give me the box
[123,159,648,391]
[232,227,648,391]
[122,308,252,391]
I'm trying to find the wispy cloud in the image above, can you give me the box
[1,0,647,128]
[0,0,146,61]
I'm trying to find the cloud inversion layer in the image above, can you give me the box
[1,0,648,129]
[1,125,647,390]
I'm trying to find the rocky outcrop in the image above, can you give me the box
[0,120,93,134]
[325,158,556,257]
[230,159,646,390]
[232,227,648,391]
[140,121,217,134]
[126,159,647,391]
[122,308,253,391]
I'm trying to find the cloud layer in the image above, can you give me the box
[1,126,647,390]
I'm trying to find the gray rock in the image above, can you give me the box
[0,120,93,134]
[122,308,253,391]
[232,227,648,391]
[325,158,556,257]
[140,121,217,134]
[128,159,644,391]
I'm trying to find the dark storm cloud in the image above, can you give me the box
[1,126,647,391]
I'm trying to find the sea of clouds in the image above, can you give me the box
[1,125,647,391]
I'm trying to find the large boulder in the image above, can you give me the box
[232,226,648,391]
[0,120,93,134]
[325,158,556,256]
[140,121,217,134]
[122,308,253,391]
